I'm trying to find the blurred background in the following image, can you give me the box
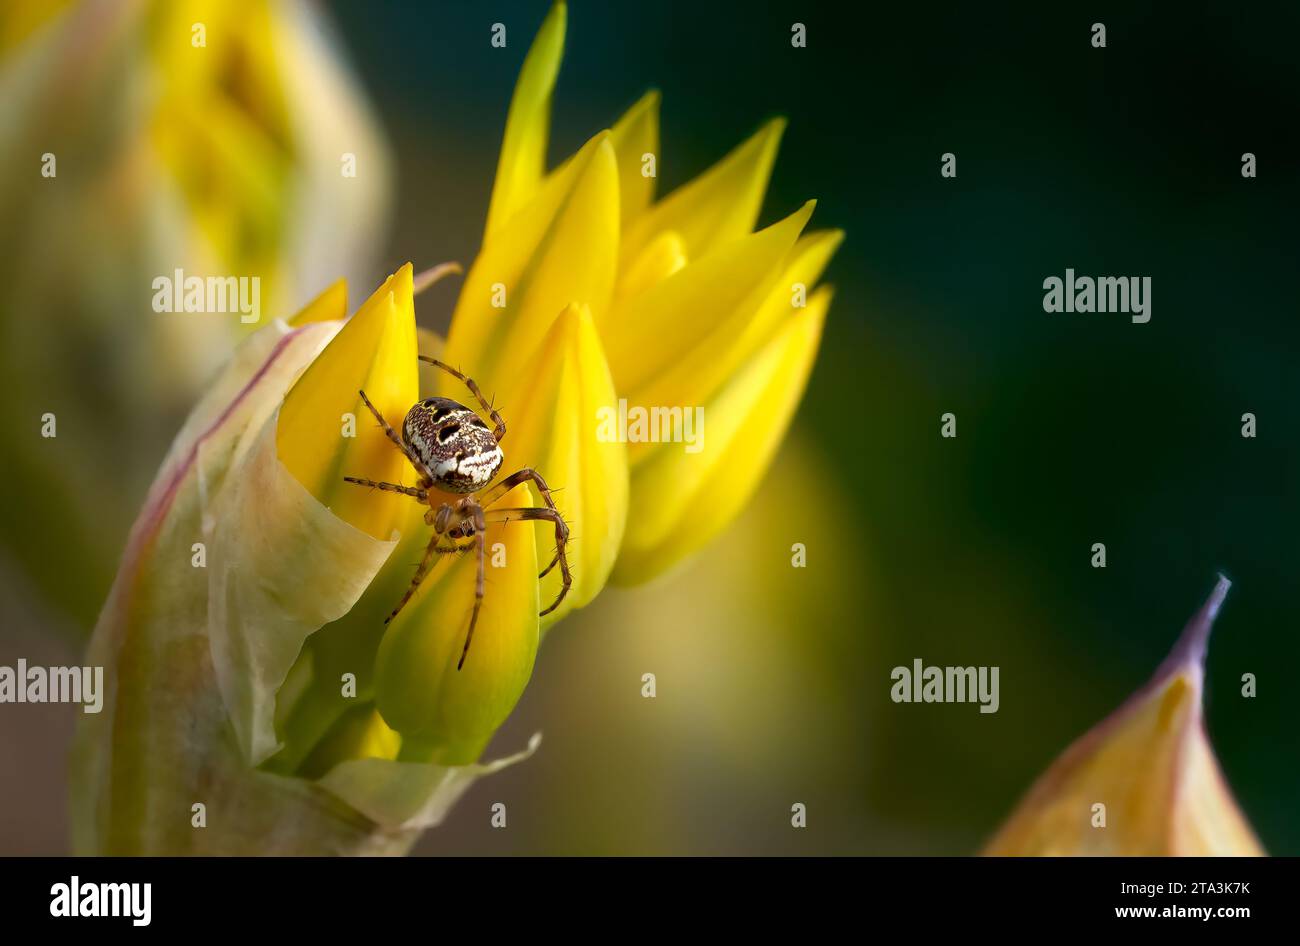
[1,0,1297,855]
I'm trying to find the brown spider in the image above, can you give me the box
[343,356,571,669]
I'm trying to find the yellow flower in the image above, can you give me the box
[74,0,841,852]
[984,577,1265,856]
[442,1,841,585]
[74,268,538,853]
[268,264,553,768]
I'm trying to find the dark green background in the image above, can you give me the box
[335,0,1299,853]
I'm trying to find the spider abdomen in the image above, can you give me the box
[402,397,503,493]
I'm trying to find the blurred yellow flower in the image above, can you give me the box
[984,577,1265,856]
[0,0,390,627]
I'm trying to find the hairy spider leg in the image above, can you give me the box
[341,476,428,501]
[484,506,572,617]
[457,503,489,670]
[357,388,434,485]
[384,531,451,626]
[477,468,569,581]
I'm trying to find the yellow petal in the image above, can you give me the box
[984,577,1265,856]
[443,131,620,403]
[603,200,814,401]
[608,89,660,227]
[722,228,842,387]
[288,278,348,326]
[497,304,628,628]
[276,264,419,540]
[374,486,542,765]
[299,704,402,779]
[616,229,687,302]
[483,1,567,240]
[612,286,829,584]
[632,225,841,419]
[620,117,785,270]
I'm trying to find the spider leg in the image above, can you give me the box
[385,531,447,626]
[484,506,571,617]
[417,356,507,443]
[473,462,564,576]
[342,476,428,502]
[457,506,488,670]
[357,388,433,484]
[478,468,568,580]
[477,468,560,513]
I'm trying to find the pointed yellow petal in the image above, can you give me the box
[276,264,418,540]
[608,89,660,227]
[374,486,541,765]
[611,286,829,584]
[620,117,785,269]
[603,200,814,400]
[447,133,610,375]
[443,132,620,403]
[728,228,842,377]
[499,304,628,628]
[483,1,567,239]
[632,226,841,419]
[984,578,1265,856]
[288,278,348,326]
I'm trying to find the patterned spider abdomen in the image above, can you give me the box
[402,397,503,493]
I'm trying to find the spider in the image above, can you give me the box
[343,356,571,670]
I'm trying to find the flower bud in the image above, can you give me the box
[985,577,1265,856]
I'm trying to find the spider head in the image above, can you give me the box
[402,397,503,494]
